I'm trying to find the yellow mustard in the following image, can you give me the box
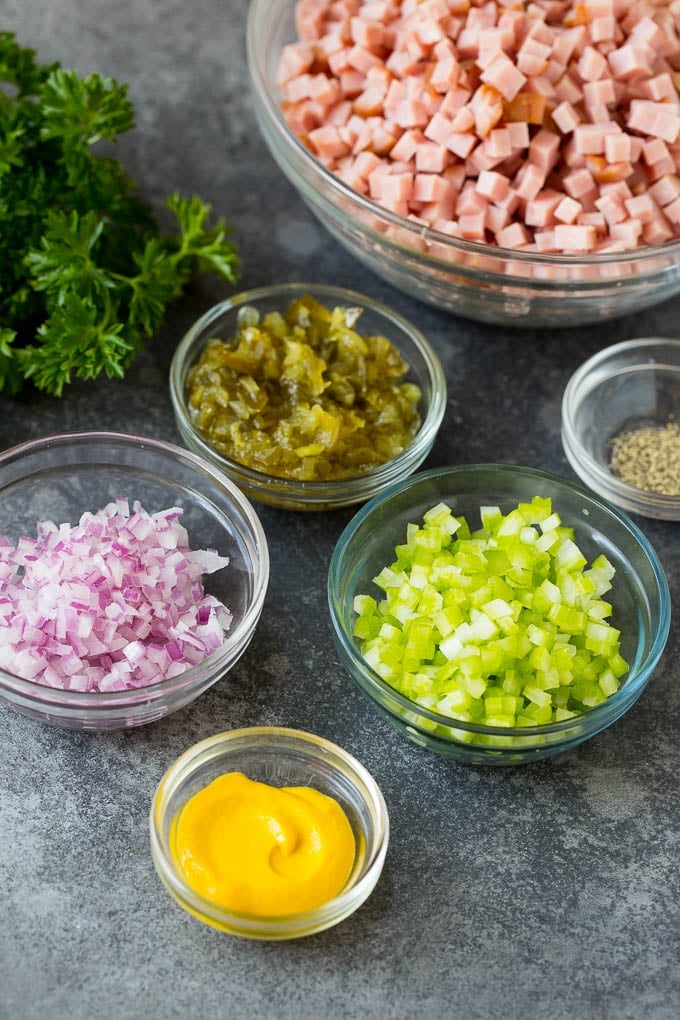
[171,771,356,916]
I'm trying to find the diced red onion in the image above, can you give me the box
[0,500,232,692]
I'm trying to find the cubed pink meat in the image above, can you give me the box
[475,169,511,202]
[552,101,580,134]
[554,195,583,223]
[495,222,531,248]
[553,223,598,250]
[415,142,450,173]
[578,46,608,82]
[480,53,527,102]
[280,0,680,254]
[525,189,563,227]
[277,43,316,84]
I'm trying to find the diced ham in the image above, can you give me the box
[495,222,532,247]
[415,142,450,172]
[553,223,598,249]
[277,43,316,84]
[470,85,504,138]
[279,0,680,254]
[529,129,560,172]
[480,53,527,102]
[578,46,608,82]
[552,101,580,134]
[525,189,563,227]
[649,175,680,208]
[458,211,487,239]
[475,169,511,202]
[628,101,680,144]
[554,195,583,223]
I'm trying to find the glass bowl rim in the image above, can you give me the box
[169,281,447,498]
[328,461,671,739]
[149,724,390,934]
[561,336,680,514]
[0,429,270,708]
[246,0,680,274]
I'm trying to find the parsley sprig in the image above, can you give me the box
[0,33,239,396]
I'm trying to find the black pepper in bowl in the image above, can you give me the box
[609,421,680,497]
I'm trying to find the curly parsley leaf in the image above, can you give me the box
[17,294,138,397]
[0,33,240,397]
[39,70,135,149]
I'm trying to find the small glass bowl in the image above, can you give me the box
[246,0,680,327]
[0,431,269,730]
[149,726,389,940]
[328,464,670,766]
[562,338,680,520]
[169,282,446,511]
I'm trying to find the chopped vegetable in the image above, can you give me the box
[353,497,628,736]
[186,294,421,481]
[0,500,232,692]
[0,32,239,396]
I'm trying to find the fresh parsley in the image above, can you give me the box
[0,32,240,396]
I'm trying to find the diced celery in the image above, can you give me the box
[353,496,629,746]
[540,512,562,533]
[555,707,577,721]
[433,603,464,637]
[484,715,515,728]
[554,538,587,572]
[354,614,379,640]
[599,671,619,697]
[519,496,553,524]
[523,685,552,708]
[547,603,586,634]
[609,652,629,678]
[526,623,553,647]
[480,505,502,531]
[354,593,377,616]
[466,675,487,700]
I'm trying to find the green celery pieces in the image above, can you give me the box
[353,496,628,735]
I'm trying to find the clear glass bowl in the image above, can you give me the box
[562,338,680,520]
[328,464,670,766]
[0,431,269,730]
[246,0,680,327]
[149,726,389,939]
[169,282,446,510]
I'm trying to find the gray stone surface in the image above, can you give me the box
[1,2,679,1018]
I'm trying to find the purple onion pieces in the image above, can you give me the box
[0,499,233,692]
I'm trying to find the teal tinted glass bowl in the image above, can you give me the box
[328,464,670,766]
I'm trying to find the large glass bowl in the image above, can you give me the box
[246,0,680,327]
[0,431,269,730]
[149,726,389,940]
[562,337,680,521]
[328,464,670,766]
[170,282,446,511]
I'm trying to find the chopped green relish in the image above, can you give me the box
[186,295,421,481]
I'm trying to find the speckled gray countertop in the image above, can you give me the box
[1,2,679,1018]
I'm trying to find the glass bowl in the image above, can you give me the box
[0,431,269,730]
[149,726,389,939]
[562,338,680,520]
[169,282,446,511]
[328,464,670,766]
[246,0,680,327]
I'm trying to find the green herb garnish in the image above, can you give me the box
[0,32,239,396]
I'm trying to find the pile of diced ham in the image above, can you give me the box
[0,500,232,693]
[278,0,680,252]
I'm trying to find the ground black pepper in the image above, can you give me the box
[609,421,680,496]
